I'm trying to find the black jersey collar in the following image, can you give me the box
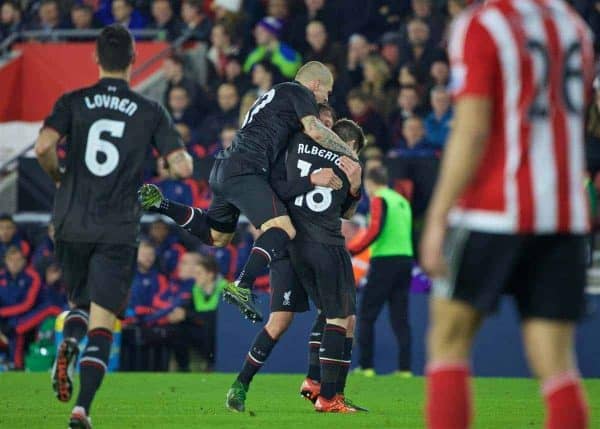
[98,77,130,88]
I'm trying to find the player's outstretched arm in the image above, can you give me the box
[165,148,194,179]
[35,128,63,184]
[301,115,358,160]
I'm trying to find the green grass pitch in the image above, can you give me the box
[1,373,599,428]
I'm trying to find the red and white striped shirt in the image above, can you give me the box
[447,0,595,234]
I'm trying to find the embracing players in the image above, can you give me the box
[139,61,357,322]
[224,106,365,413]
[35,25,193,428]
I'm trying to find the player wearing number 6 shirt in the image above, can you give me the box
[34,25,193,429]
[139,61,358,323]
[420,1,594,429]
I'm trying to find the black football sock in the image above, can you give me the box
[158,200,213,245]
[237,228,290,289]
[319,324,347,400]
[336,338,353,394]
[62,309,89,343]
[237,328,278,386]
[307,313,326,382]
[76,328,112,414]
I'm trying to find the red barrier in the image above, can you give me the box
[0,54,23,121]
[0,41,168,122]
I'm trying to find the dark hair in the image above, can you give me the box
[199,254,219,275]
[0,213,14,224]
[168,84,189,97]
[96,24,135,72]
[183,0,203,13]
[365,165,389,186]
[346,88,369,103]
[71,3,92,13]
[40,0,58,8]
[318,102,337,122]
[332,118,365,153]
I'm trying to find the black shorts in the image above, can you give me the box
[269,255,309,313]
[289,241,356,319]
[55,240,137,317]
[438,230,587,321]
[207,158,287,232]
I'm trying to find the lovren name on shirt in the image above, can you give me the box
[84,94,138,117]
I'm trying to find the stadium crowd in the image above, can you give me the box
[2,0,600,371]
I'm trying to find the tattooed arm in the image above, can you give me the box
[301,115,358,161]
[166,148,194,179]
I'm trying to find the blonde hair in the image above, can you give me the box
[295,61,333,86]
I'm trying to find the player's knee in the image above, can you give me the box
[346,315,356,336]
[262,216,296,240]
[266,312,294,339]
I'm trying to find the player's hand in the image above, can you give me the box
[138,184,164,210]
[339,156,362,194]
[310,168,343,190]
[419,215,448,278]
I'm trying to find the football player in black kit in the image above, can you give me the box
[34,25,193,429]
[139,61,357,323]
[287,119,365,413]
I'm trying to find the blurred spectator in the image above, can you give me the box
[167,85,203,129]
[267,0,289,37]
[388,116,436,158]
[180,0,212,42]
[208,53,251,96]
[149,0,183,41]
[379,31,403,76]
[361,54,395,117]
[69,4,96,31]
[574,1,600,51]
[162,53,214,116]
[388,85,424,145]
[347,89,389,153]
[148,219,186,277]
[426,59,449,92]
[197,82,240,145]
[399,17,445,79]
[110,0,147,30]
[126,241,170,326]
[179,254,226,371]
[303,20,344,73]
[423,86,452,149]
[347,33,373,87]
[206,22,240,85]
[32,223,55,269]
[218,124,236,151]
[240,60,277,123]
[38,257,67,309]
[403,0,445,46]
[153,157,209,208]
[398,63,420,88]
[0,0,23,40]
[0,214,30,268]
[287,0,338,52]
[0,246,60,369]
[243,16,302,79]
[342,217,370,287]
[27,0,65,36]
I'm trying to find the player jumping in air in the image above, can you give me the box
[139,61,357,323]
[35,25,193,428]
[420,1,594,428]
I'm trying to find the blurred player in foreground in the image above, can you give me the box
[420,1,593,428]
